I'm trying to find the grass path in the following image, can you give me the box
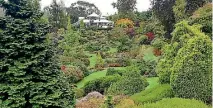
[145,77,159,90]
[76,69,107,88]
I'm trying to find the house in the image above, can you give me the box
[74,13,114,29]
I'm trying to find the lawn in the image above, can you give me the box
[145,77,159,90]
[76,67,128,88]
[76,69,107,88]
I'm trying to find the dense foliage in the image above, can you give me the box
[190,3,212,38]
[0,0,74,107]
[170,31,212,102]
[107,68,148,95]
[83,75,122,94]
[131,84,174,104]
[143,98,210,108]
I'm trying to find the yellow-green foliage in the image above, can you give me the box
[171,32,212,102]
[131,84,174,104]
[173,0,187,22]
[107,69,148,95]
[156,21,202,84]
[143,98,210,108]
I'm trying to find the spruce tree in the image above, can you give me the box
[0,0,75,107]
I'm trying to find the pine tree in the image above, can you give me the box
[0,0,75,107]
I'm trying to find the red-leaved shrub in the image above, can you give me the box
[145,32,155,41]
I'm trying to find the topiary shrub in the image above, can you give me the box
[83,75,122,94]
[131,84,174,104]
[156,21,201,84]
[143,98,210,108]
[107,68,148,95]
[170,33,212,102]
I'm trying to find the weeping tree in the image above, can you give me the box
[0,0,75,107]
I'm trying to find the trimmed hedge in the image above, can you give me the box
[143,98,210,108]
[131,84,174,104]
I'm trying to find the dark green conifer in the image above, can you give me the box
[0,0,75,107]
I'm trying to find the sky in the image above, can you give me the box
[40,0,151,15]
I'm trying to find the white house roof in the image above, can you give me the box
[88,13,99,17]
[94,19,113,23]
[83,19,90,23]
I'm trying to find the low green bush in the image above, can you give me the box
[130,84,174,104]
[83,75,121,94]
[143,98,210,108]
[106,68,126,76]
[74,88,85,99]
[107,70,148,95]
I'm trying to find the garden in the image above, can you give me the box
[0,0,212,108]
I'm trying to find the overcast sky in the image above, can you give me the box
[40,0,151,15]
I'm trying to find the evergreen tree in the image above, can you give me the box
[0,0,75,107]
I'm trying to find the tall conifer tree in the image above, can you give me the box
[0,0,75,107]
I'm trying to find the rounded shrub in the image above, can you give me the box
[107,69,148,95]
[83,75,122,94]
[143,98,210,108]
[170,34,212,102]
[131,84,174,104]
[106,68,126,76]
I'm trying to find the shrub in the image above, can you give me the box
[145,32,155,41]
[83,75,122,94]
[173,0,187,22]
[190,3,212,38]
[138,35,149,45]
[116,18,134,28]
[134,59,157,77]
[170,33,212,102]
[74,88,85,99]
[107,69,148,95]
[117,36,132,52]
[151,38,165,49]
[106,68,126,76]
[95,52,105,69]
[156,21,200,84]
[143,98,210,108]
[115,99,137,108]
[131,84,174,104]
[63,66,84,83]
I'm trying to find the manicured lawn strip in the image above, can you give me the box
[76,69,107,88]
[145,77,159,90]
[76,67,128,88]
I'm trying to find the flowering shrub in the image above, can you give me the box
[145,32,155,41]
[153,48,162,56]
[62,66,84,83]
[116,18,134,28]
[126,27,136,37]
